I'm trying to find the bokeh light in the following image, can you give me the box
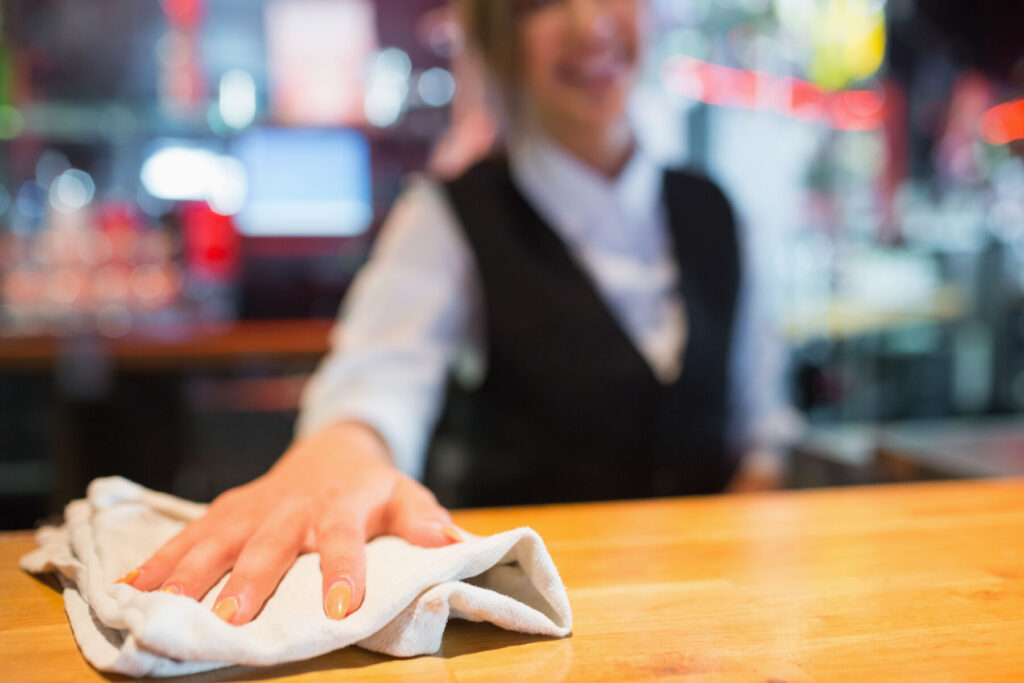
[773,0,887,90]
[981,98,1024,145]
[139,145,248,215]
[417,67,456,108]
[364,47,411,127]
[15,181,47,221]
[0,105,24,140]
[49,170,97,213]
[219,69,257,130]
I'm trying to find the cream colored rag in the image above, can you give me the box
[19,477,573,677]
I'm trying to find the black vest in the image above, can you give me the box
[425,156,741,507]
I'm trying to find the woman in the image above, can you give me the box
[121,0,787,626]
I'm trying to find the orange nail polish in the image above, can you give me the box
[115,569,140,585]
[212,597,238,623]
[440,524,464,543]
[161,585,181,595]
[325,582,352,620]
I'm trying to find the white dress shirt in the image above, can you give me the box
[297,133,793,480]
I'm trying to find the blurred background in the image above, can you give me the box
[1,0,1023,528]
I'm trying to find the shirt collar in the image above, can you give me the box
[507,130,663,242]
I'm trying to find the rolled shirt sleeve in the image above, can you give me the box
[295,177,481,479]
[297,139,800,482]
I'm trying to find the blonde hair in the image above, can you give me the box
[456,0,523,122]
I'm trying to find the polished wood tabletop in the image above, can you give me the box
[3,479,1023,682]
[0,318,335,371]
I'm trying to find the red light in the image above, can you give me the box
[838,89,886,117]
[729,67,759,109]
[833,90,887,131]
[660,55,885,131]
[788,78,827,122]
[162,0,204,29]
[981,99,1024,145]
[181,202,239,281]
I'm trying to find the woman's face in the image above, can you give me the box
[516,0,645,135]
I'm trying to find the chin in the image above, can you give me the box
[561,87,632,131]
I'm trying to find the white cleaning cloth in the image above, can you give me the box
[19,477,573,677]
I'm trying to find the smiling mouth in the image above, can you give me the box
[558,48,632,91]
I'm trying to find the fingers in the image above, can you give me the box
[113,473,461,630]
[119,487,251,591]
[121,521,207,591]
[316,512,367,620]
[138,509,257,598]
[157,535,247,599]
[209,504,308,625]
[386,477,463,547]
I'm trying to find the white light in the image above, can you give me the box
[219,69,257,130]
[364,87,404,127]
[374,47,412,79]
[364,47,411,127]
[141,147,219,201]
[50,169,96,212]
[417,67,456,107]
[364,72,408,127]
[140,146,248,214]
[208,157,248,216]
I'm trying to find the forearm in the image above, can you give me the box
[294,177,479,480]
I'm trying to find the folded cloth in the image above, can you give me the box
[19,477,573,677]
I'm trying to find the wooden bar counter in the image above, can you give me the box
[3,479,1023,681]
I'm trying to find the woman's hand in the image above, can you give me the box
[725,450,784,493]
[116,421,460,625]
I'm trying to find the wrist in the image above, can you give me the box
[331,420,394,465]
[740,448,784,479]
[726,449,785,493]
[282,420,395,470]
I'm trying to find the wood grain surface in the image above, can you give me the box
[2,479,1023,682]
[0,318,334,371]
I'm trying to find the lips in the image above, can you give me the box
[558,47,631,92]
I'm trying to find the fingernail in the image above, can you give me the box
[212,597,237,623]
[325,581,352,620]
[115,569,140,585]
[440,524,464,543]
[161,585,181,595]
